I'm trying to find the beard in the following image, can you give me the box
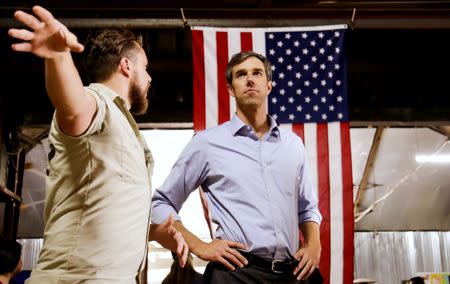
[129,79,149,115]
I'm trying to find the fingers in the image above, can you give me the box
[225,247,248,267]
[296,260,316,281]
[58,26,84,53]
[13,10,43,30]
[175,234,188,268]
[8,28,34,41]
[11,42,32,52]
[226,240,248,250]
[32,6,55,25]
[217,256,235,271]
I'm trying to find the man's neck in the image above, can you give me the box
[100,77,130,110]
[236,108,270,139]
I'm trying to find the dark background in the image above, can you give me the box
[0,0,450,129]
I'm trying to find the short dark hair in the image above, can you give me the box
[0,240,22,274]
[226,51,272,85]
[84,28,144,82]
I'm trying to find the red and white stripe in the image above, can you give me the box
[192,26,354,284]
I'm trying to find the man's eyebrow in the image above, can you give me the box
[234,67,264,75]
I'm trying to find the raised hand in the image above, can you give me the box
[8,5,83,58]
[194,239,248,271]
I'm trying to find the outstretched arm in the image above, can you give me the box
[8,6,96,136]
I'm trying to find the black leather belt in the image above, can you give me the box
[240,251,299,275]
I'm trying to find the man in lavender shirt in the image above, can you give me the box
[151,51,322,283]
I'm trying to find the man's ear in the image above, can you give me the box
[119,57,132,76]
[267,80,273,93]
[227,84,235,98]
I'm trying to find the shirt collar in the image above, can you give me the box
[88,83,121,102]
[229,114,280,141]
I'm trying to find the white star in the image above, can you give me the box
[335,47,341,54]
[302,48,309,55]
[295,56,301,62]
[311,56,317,62]
[294,41,300,47]
[287,65,293,71]
[338,113,344,119]
[278,73,285,79]
[328,72,333,78]
[327,39,332,46]
[304,80,310,87]
[318,32,324,38]
[289,114,295,120]
[319,48,325,54]
[295,73,301,79]
[329,105,335,111]
[313,105,319,111]
[272,81,277,87]
[297,105,302,112]
[321,80,326,86]
[312,72,318,78]
[288,97,294,103]
[321,97,327,103]
[280,105,286,112]
[272,97,278,104]
[278,57,284,63]
[336,80,342,86]
[269,34,274,39]
[286,49,292,55]
[277,41,283,47]
[296,89,302,95]
[279,89,286,95]
[334,31,341,37]
[320,64,326,70]
[313,88,319,95]
[322,113,327,120]
[337,96,343,102]
[273,114,278,120]
[285,33,291,39]
[328,55,334,62]
[302,33,308,39]
[288,81,293,87]
[305,97,311,103]
[271,65,276,71]
[328,89,334,95]
[269,49,275,55]
[303,64,309,71]
[306,114,311,120]
[310,40,316,47]
[334,64,340,70]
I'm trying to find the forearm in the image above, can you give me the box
[173,220,206,256]
[300,221,321,250]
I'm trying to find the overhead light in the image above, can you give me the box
[415,154,450,163]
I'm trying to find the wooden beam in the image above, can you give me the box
[354,126,385,215]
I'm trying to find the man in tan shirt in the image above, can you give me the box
[8,6,188,283]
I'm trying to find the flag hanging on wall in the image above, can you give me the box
[191,25,353,284]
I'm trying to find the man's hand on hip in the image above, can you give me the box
[195,239,248,271]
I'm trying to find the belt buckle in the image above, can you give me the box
[271,259,285,274]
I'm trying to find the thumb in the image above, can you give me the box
[162,213,175,230]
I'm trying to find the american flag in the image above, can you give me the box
[192,25,353,284]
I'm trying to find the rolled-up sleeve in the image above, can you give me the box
[297,141,322,225]
[151,133,208,224]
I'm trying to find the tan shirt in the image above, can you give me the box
[27,83,153,284]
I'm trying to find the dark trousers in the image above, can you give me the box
[202,262,310,284]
